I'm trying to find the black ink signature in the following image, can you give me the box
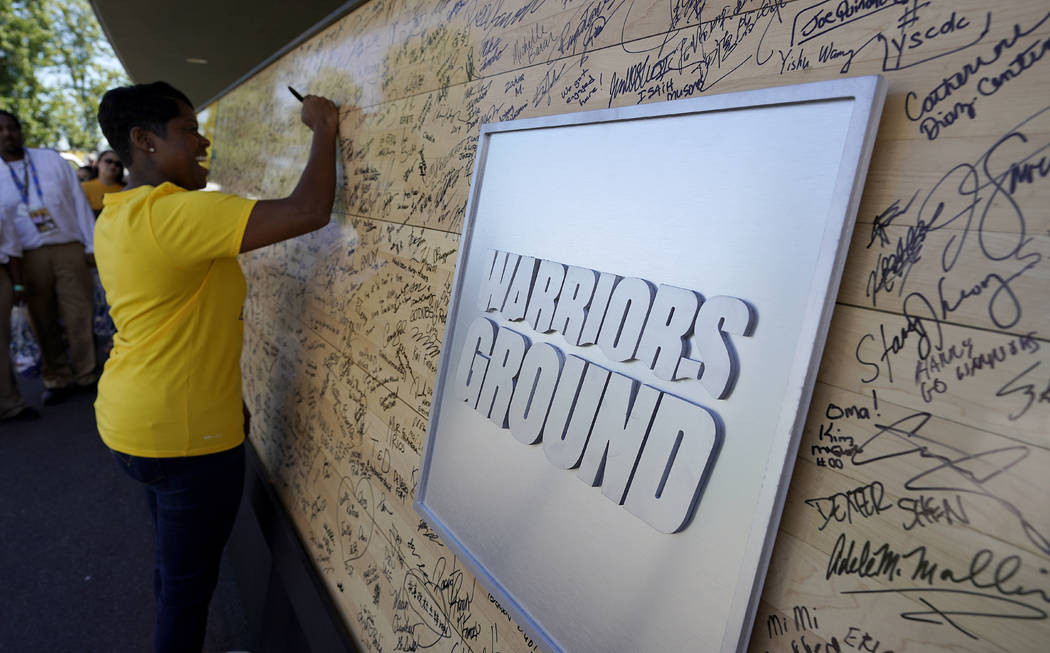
[859,105,1049,380]
[865,191,923,306]
[830,532,1049,638]
[905,10,1050,124]
[995,360,1050,421]
[805,480,893,531]
[792,0,909,46]
[852,411,1050,554]
[610,0,786,105]
[917,109,1048,330]
[842,587,1044,639]
[837,1,991,74]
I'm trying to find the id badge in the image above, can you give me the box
[28,206,58,235]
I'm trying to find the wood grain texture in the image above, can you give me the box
[205,0,1050,650]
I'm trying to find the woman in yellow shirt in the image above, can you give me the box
[95,81,338,653]
[80,150,125,217]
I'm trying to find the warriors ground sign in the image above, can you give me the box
[417,76,886,652]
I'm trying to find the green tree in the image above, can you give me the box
[0,0,127,151]
[0,0,54,144]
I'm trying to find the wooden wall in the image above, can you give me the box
[205,0,1050,650]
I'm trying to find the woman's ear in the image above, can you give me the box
[129,126,155,157]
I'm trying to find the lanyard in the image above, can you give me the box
[4,153,45,205]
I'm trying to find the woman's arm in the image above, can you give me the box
[239,95,340,253]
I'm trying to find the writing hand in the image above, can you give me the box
[301,95,339,134]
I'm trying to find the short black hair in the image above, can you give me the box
[97,82,193,163]
[0,109,21,131]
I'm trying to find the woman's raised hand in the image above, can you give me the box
[300,95,339,133]
[241,93,340,253]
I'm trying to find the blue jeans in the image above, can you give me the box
[112,444,245,653]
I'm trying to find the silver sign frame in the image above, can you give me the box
[416,76,886,652]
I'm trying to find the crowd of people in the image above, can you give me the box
[3,81,339,653]
[1,109,121,422]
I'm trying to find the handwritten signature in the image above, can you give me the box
[835,541,1049,639]
[859,104,1049,390]
[852,411,1049,555]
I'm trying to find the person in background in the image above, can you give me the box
[0,109,98,406]
[76,165,97,182]
[81,149,125,217]
[96,81,338,653]
[0,204,38,422]
[81,149,124,355]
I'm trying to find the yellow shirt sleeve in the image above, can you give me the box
[149,186,256,266]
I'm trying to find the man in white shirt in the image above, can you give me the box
[0,110,97,405]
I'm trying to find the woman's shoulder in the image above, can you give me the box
[151,184,249,213]
[113,182,188,211]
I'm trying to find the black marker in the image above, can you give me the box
[288,86,304,102]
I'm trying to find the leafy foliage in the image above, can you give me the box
[0,0,128,151]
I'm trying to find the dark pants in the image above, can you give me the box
[112,444,245,653]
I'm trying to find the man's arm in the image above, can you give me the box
[6,256,25,304]
[58,151,97,255]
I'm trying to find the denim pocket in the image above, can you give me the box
[111,450,167,485]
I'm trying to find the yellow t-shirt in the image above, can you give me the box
[81,178,126,213]
[94,183,256,457]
